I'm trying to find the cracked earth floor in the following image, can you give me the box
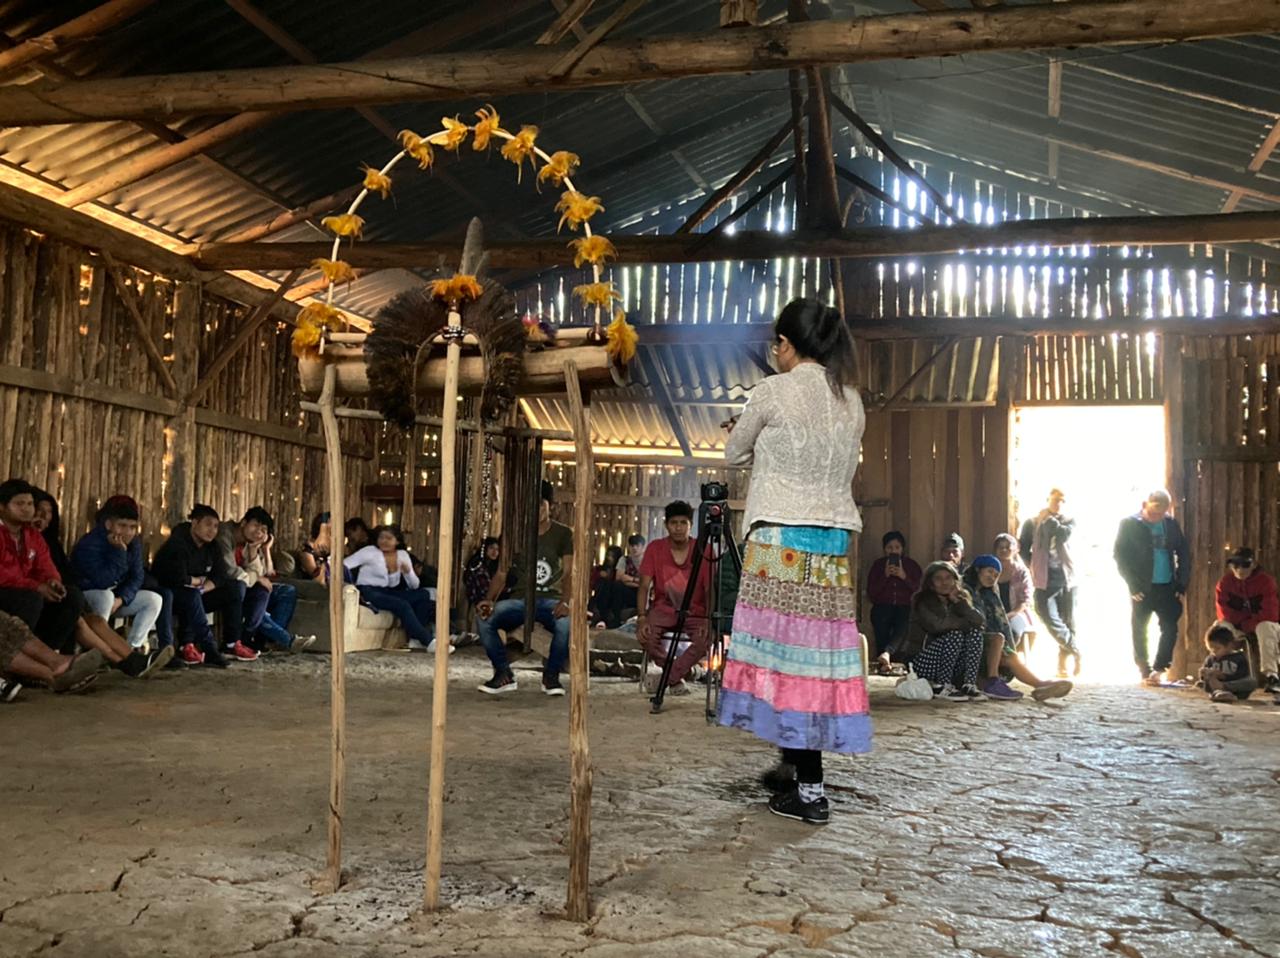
[1,648,1277,958]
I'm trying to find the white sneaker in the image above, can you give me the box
[939,683,968,702]
[408,638,429,652]
[424,639,455,655]
[291,634,318,654]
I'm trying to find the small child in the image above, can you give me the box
[1200,626,1257,703]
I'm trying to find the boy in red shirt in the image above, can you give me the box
[0,478,81,652]
[1214,546,1280,693]
[637,500,711,695]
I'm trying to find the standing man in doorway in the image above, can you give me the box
[1114,489,1188,685]
[1020,488,1081,678]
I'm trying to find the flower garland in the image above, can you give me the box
[292,103,637,365]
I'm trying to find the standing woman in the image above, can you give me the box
[718,298,870,826]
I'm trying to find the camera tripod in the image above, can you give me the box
[649,498,743,721]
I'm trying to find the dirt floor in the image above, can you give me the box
[1,647,1278,958]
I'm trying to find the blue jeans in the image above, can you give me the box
[357,586,434,644]
[172,582,245,653]
[478,597,570,677]
[244,582,297,649]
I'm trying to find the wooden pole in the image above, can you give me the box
[100,251,180,398]
[562,360,595,923]
[318,363,347,893]
[423,305,464,912]
[402,424,419,527]
[677,118,795,234]
[4,1,1273,123]
[211,185,363,244]
[879,337,959,411]
[0,0,158,76]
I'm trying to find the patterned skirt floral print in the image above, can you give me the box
[717,524,872,754]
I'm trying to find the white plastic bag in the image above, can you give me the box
[894,666,933,701]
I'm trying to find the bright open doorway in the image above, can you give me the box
[1011,405,1168,683]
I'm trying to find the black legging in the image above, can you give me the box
[781,748,823,784]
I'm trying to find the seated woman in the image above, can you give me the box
[963,555,1073,702]
[637,500,711,696]
[31,488,74,581]
[901,561,987,701]
[993,534,1034,651]
[0,609,104,696]
[343,525,437,651]
[298,512,332,584]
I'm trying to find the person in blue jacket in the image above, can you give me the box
[71,496,163,649]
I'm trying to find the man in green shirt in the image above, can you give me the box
[476,480,574,696]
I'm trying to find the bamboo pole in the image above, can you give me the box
[562,360,594,922]
[402,424,419,525]
[100,252,179,397]
[318,364,347,893]
[423,304,464,912]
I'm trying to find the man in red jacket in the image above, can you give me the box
[0,478,82,652]
[1214,546,1280,694]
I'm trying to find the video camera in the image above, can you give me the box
[700,481,729,503]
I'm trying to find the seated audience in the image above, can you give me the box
[1200,625,1256,703]
[589,545,628,630]
[616,534,645,614]
[993,533,1034,650]
[475,480,573,696]
[218,506,313,655]
[0,609,104,697]
[1213,547,1280,694]
[0,478,85,654]
[152,504,248,667]
[901,560,985,701]
[299,512,331,584]
[31,488,74,581]
[344,525,436,651]
[345,517,372,554]
[463,537,503,608]
[72,496,163,649]
[963,556,1072,702]
[637,500,711,696]
[868,530,923,673]
[940,532,965,571]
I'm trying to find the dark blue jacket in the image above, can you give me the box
[71,525,144,606]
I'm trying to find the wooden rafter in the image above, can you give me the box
[100,251,180,398]
[0,0,158,76]
[710,162,793,236]
[1222,119,1280,213]
[209,184,363,245]
[538,0,596,44]
[550,0,648,77]
[879,337,959,412]
[639,351,692,457]
[3,2,1276,124]
[677,118,795,234]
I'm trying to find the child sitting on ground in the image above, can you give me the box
[1200,625,1256,703]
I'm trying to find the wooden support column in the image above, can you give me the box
[563,360,595,924]
[402,424,420,528]
[164,280,200,531]
[101,251,179,397]
[1163,334,1189,677]
[318,363,347,893]
[788,69,808,230]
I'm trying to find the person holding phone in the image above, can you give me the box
[867,530,923,673]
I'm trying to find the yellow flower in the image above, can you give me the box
[439,116,469,152]
[398,129,435,171]
[573,281,620,308]
[538,150,580,189]
[291,320,322,359]
[556,191,604,232]
[311,259,356,285]
[430,274,483,304]
[471,104,501,152]
[297,303,346,329]
[605,310,638,365]
[360,164,392,200]
[321,214,364,239]
[500,125,539,181]
[568,234,617,269]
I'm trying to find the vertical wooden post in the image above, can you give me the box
[1163,334,1188,677]
[164,280,200,531]
[562,361,595,922]
[402,423,419,528]
[423,309,464,911]
[318,363,347,892]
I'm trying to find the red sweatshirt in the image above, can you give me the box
[1215,568,1279,633]
[0,523,61,591]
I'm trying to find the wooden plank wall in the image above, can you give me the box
[0,223,377,561]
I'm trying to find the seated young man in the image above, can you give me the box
[72,497,163,649]
[0,477,85,654]
[868,530,923,672]
[476,480,572,697]
[1213,547,1280,694]
[615,534,645,617]
[152,504,248,667]
[217,506,313,655]
[637,500,711,696]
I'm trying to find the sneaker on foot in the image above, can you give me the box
[203,647,230,669]
[291,634,318,655]
[542,674,566,697]
[961,683,984,701]
[52,649,105,692]
[137,645,174,679]
[407,637,430,652]
[228,641,259,662]
[1144,670,1165,687]
[767,789,830,825]
[478,672,517,695]
[0,678,22,702]
[1262,672,1280,694]
[179,642,204,665]
[163,652,188,670]
[981,677,1024,701]
[117,649,151,678]
[424,639,456,655]
[939,683,968,702]
[1211,689,1237,703]
[668,679,691,696]
[1031,679,1073,702]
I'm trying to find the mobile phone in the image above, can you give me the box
[887,555,901,568]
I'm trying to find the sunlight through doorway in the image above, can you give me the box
[1011,406,1167,684]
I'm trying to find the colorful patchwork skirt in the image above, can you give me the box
[717,524,872,754]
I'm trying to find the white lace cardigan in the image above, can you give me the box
[725,363,865,533]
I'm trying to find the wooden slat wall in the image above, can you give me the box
[0,223,377,561]
[1020,333,1162,404]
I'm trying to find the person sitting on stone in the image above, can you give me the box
[298,512,331,584]
[1200,625,1256,703]
[344,524,437,652]
[1213,547,1280,695]
[963,555,1073,703]
[901,561,986,701]
[636,500,711,696]
[0,608,105,697]
[71,496,163,651]
[993,533,1035,652]
[152,504,249,668]
[940,532,965,571]
[217,506,313,655]
[475,480,573,697]
[868,530,923,674]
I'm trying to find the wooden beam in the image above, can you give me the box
[550,0,648,77]
[4,1,1277,123]
[721,0,760,27]
[677,118,795,234]
[879,337,959,411]
[539,0,596,44]
[101,251,180,397]
[1068,58,1280,119]
[195,208,1280,271]
[639,351,692,457]
[211,185,363,245]
[0,0,158,76]
[1222,118,1280,213]
[835,164,916,220]
[710,162,793,236]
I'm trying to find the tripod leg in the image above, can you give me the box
[650,524,711,713]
